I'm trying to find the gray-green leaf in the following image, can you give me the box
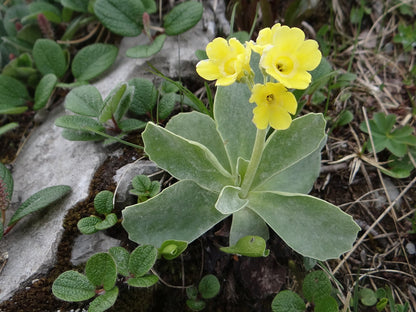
[88,286,118,312]
[129,245,157,277]
[0,74,29,107]
[95,213,118,230]
[198,274,220,299]
[127,275,158,287]
[215,185,248,214]
[128,78,157,115]
[64,85,104,117]
[77,216,101,234]
[52,270,96,302]
[85,253,117,291]
[108,247,130,277]
[33,39,67,77]
[271,290,306,312]
[72,44,118,81]
[94,190,114,215]
[163,1,203,36]
[34,73,57,110]
[126,34,166,58]
[8,185,71,226]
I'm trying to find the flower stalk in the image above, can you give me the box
[239,127,268,198]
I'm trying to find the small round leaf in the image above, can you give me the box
[34,73,57,110]
[77,216,101,235]
[109,247,130,277]
[359,288,378,306]
[186,299,206,311]
[127,275,159,288]
[198,274,220,299]
[129,245,157,277]
[95,213,118,230]
[85,253,117,291]
[271,290,306,312]
[33,39,67,77]
[64,85,103,117]
[314,295,339,312]
[52,270,95,302]
[94,190,114,215]
[0,74,30,107]
[302,271,332,303]
[163,1,203,36]
[88,286,119,312]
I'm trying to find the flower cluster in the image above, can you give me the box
[196,23,322,130]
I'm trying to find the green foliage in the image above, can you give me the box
[77,190,118,234]
[163,1,203,36]
[0,122,19,137]
[186,274,220,311]
[55,83,145,146]
[33,73,57,110]
[122,76,360,261]
[32,39,67,78]
[272,270,337,312]
[158,240,188,260]
[53,245,158,311]
[0,74,30,114]
[126,34,166,58]
[351,285,410,312]
[393,22,416,52]
[220,236,269,257]
[129,174,161,202]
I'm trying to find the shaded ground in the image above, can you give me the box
[1,0,416,311]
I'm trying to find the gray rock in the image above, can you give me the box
[71,232,121,266]
[0,105,107,302]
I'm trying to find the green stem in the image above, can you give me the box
[239,128,267,198]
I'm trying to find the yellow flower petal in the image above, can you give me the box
[196,60,221,81]
[269,106,292,130]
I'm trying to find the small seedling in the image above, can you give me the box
[0,162,71,240]
[186,274,220,311]
[77,190,118,235]
[158,240,188,260]
[129,174,161,203]
[271,270,338,312]
[53,245,159,312]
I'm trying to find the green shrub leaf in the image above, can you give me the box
[109,247,130,277]
[34,73,57,110]
[85,253,117,291]
[55,115,106,133]
[159,240,188,260]
[0,162,13,205]
[77,216,101,234]
[127,275,159,287]
[8,185,71,226]
[0,74,30,107]
[64,85,104,117]
[271,290,306,312]
[198,274,220,299]
[157,91,176,120]
[118,119,146,132]
[52,270,96,302]
[60,129,104,141]
[72,43,118,81]
[302,271,332,303]
[33,39,67,78]
[186,299,206,311]
[128,78,157,115]
[94,190,114,215]
[95,213,118,230]
[61,0,89,12]
[314,295,339,312]
[94,0,144,36]
[126,34,166,58]
[163,1,203,36]
[131,175,152,193]
[129,245,157,277]
[88,286,118,312]
[99,83,128,123]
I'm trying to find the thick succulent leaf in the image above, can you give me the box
[215,186,248,214]
[214,82,256,175]
[88,286,118,312]
[52,270,95,302]
[229,207,269,246]
[122,180,227,247]
[8,185,71,226]
[142,122,233,192]
[220,236,269,257]
[64,85,104,117]
[166,111,231,172]
[248,191,360,260]
[252,113,327,192]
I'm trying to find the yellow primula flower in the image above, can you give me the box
[249,82,297,130]
[196,37,252,86]
[247,23,281,55]
[259,25,322,90]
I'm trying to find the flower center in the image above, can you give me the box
[266,94,274,103]
[275,56,294,75]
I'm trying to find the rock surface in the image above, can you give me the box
[0,4,222,301]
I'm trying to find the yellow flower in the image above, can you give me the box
[247,23,281,55]
[249,83,297,130]
[259,25,322,90]
[196,37,252,86]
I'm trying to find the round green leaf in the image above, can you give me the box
[8,185,71,226]
[271,290,306,312]
[95,213,118,230]
[360,288,378,306]
[94,190,114,215]
[77,216,101,235]
[34,73,57,110]
[52,270,96,302]
[131,175,151,193]
[129,245,157,277]
[0,74,30,107]
[126,34,166,58]
[186,286,198,300]
[33,39,67,77]
[109,247,130,277]
[314,295,339,312]
[127,275,158,288]
[27,2,62,23]
[186,299,206,311]
[163,1,203,36]
[85,253,117,291]
[198,274,220,299]
[302,271,332,303]
[64,85,103,117]
[72,43,118,81]
[88,286,118,312]
[94,0,144,36]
